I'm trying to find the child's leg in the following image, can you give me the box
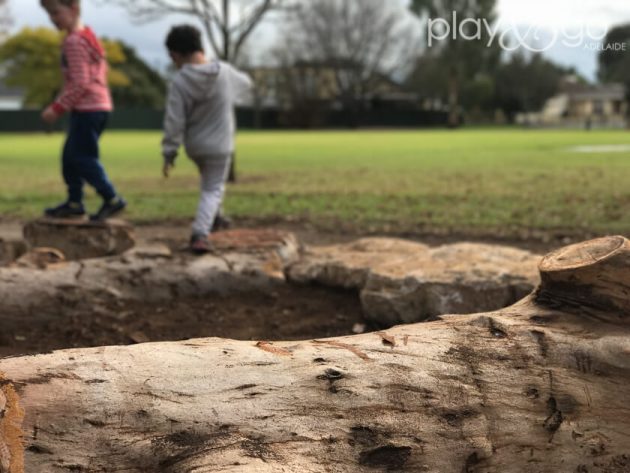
[191,154,231,237]
[62,116,85,204]
[72,112,118,202]
[44,115,87,218]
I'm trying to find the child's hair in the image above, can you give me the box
[40,0,79,7]
[166,25,204,56]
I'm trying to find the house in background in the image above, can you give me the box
[246,61,427,127]
[0,82,23,110]
[519,78,628,128]
[248,60,420,112]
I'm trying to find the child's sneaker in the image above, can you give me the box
[212,213,232,232]
[190,234,213,254]
[89,197,127,222]
[44,201,86,219]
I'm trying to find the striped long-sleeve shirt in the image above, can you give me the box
[51,27,112,115]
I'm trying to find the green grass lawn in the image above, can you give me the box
[1,128,629,237]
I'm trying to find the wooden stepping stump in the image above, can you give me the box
[23,218,135,260]
[1,236,630,472]
[210,228,302,278]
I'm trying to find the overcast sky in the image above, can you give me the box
[8,0,630,81]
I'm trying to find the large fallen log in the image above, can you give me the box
[1,236,630,472]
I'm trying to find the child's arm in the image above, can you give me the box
[161,81,187,175]
[50,35,92,117]
[226,64,254,105]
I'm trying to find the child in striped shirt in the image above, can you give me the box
[40,0,126,221]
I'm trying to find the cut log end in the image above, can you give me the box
[537,236,630,322]
[539,235,626,273]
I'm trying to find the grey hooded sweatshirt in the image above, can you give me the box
[162,60,253,163]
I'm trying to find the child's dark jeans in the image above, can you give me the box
[63,111,117,204]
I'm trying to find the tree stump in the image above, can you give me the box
[23,218,135,260]
[1,236,629,472]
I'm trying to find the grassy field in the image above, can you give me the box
[1,128,629,237]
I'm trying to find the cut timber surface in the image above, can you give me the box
[1,236,630,472]
[23,218,135,260]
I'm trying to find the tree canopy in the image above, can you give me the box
[0,28,166,109]
[279,0,413,116]
[599,23,630,101]
[409,0,501,126]
[0,28,128,107]
[109,43,166,108]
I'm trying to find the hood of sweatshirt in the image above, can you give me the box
[178,61,222,101]
[71,27,106,61]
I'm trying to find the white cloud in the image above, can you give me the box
[498,0,630,29]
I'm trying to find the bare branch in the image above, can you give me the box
[232,0,274,62]
[280,0,414,108]
[0,0,12,40]
[94,0,281,61]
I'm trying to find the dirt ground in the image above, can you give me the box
[131,217,570,255]
[0,283,368,358]
[0,217,568,358]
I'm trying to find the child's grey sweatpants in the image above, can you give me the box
[190,154,231,237]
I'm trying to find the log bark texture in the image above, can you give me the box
[1,237,630,472]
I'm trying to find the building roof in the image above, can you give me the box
[0,83,22,96]
[569,83,626,102]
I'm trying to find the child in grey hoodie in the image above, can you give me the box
[162,24,253,253]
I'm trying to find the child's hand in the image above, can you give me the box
[41,106,59,124]
[163,162,174,178]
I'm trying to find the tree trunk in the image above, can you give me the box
[2,236,630,472]
[448,66,460,128]
[228,151,237,183]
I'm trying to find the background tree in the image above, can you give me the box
[599,23,630,107]
[0,0,11,41]
[97,0,282,63]
[110,43,167,108]
[0,28,129,108]
[409,0,501,127]
[493,52,572,121]
[280,0,415,126]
